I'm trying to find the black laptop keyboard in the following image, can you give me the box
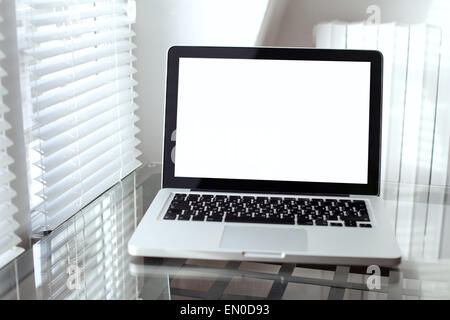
[163,194,372,228]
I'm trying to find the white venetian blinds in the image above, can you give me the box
[0,3,24,269]
[17,0,141,231]
[34,174,142,299]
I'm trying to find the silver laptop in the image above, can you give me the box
[128,46,401,266]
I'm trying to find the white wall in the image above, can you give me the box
[267,0,434,47]
[133,0,269,164]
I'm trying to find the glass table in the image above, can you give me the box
[1,163,450,300]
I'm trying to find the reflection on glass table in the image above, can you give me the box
[1,163,449,300]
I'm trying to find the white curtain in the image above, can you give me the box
[16,0,142,232]
[0,1,24,269]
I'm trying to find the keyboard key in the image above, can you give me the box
[359,223,372,228]
[170,202,190,210]
[344,220,357,227]
[166,209,182,215]
[206,216,223,222]
[224,216,250,223]
[192,214,205,221]
[343,215,370,222]
[315,219,328,226]
[330,222,343,227]
[297,220,314,226]
[266,218,294,225]
[359,208,369,215]
[163,194,370,227]
[174,194,186,200]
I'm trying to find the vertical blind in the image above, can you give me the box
[314,22,450,258]
[17,0,142,232]
[314,22,450,188]
[0,3,24,269]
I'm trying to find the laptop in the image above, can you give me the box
[129,46,402,266]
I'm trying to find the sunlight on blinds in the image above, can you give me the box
[0,2,25,269]
[16,0,142,232]
[33,171,143,299]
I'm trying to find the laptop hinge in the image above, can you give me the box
[190,189,351,198]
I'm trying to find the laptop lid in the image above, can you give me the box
[162,46,383,196]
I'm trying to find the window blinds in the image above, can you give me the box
[0,4,24,269]
[314,22,450,259]
[17,0,141,232]
[314,22,449,188]
[34,171,142,299]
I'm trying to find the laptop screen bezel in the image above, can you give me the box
[162,46,382,196]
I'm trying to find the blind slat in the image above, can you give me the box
[35,77,136,119]
[34,65,136,109]
[32,53,136,94]
[0,203,18,221]
[27,3,127,27]
[36,124,139,172]
[35,100,138,141]
[0,188,17,203]
[26,29,135,60]
[38,138,140,202]
[0,153,14,168]
[0,102,10,113]
[0,66,6,77]
[38,137,139,199]
[0,135,13,149]
[0,117,12,131]
[0,219,20,241]
[36,113,139,155]
[35,81,137,124]
[28,0,115,10]
[29,16,130,43]
[0,170,16,185]
[31,41,135,78]
[0,235,21,260]
[0,84,8,95]
[39,154,140,217]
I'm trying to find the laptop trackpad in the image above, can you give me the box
[220,226,307,253]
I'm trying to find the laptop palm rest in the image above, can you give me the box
[220,226,307,254]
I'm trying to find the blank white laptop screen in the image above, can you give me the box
[174,57,371,184]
